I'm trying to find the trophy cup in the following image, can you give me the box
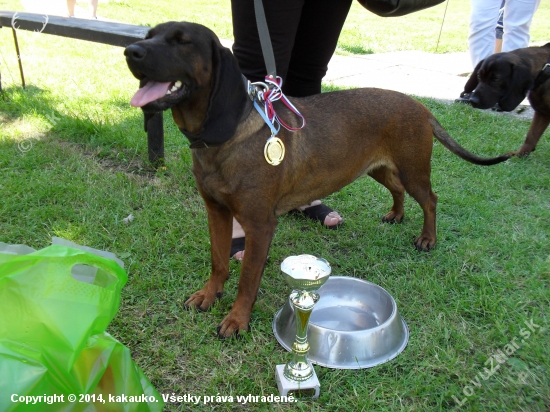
[275,254,331,399]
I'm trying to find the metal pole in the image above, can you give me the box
[12,28,25,88]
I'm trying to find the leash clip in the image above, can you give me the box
[542,63,550,73]
[247,80,270,103]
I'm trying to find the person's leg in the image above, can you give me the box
[468,0,501,68]
[231,0,304,82]
[66,0,76,17]
[501,0,540,52]
[89,0,98,18]
[457,0,501,103]
[494,0,504,53]
[231,218,246,261]
[283,0,353,97]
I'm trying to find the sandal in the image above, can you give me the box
[230,237,245,259]
[294,203,344,230]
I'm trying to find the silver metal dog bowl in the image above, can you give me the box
[273,276,408,369]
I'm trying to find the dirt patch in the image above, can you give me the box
[53,139,164,183]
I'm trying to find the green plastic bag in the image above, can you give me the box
[0,245,164,411]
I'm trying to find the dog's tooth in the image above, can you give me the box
[175,80,182,88]
[171,85,178,92]
[166,90,172,95]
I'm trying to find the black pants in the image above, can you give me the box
[231,0,353,97]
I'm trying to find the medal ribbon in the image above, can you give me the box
[250,76,306,134]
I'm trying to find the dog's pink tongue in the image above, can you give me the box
[130,81,171,107]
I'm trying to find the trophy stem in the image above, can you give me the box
[283,290,319,382]
[275,254,331,399]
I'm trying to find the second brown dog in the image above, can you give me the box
[125,22,511,337]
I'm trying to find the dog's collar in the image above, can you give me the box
[533,57,550,91]
[181,77,250,148]
[181,104,252,148]
[181,80,252,148]
[180,105,249,149]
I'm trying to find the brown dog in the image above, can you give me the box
[461,43,550,156]
[125,22,510,337]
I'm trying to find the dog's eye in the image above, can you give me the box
[177,38,192,46]
[170,30,192,46]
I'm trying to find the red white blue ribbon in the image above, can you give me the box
[249,76,306,135]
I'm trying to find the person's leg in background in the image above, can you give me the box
[501,0,540,52]
[494,0,505,53]
[455,0,501,104]
[468,0,501,68]
[67,0,76,16]
[67,0,99,18]
[89,0,99,18]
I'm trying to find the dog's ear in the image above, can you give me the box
[206,41,248,125]
[187,40,249,145]
[463,60,482,93]
[499,63,533,111]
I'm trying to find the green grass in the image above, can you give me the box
[1,1,549,411]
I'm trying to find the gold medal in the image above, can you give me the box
[264,136,285,166]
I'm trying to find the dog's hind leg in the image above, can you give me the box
[368,166,406,224]
[185,200,233,312]
[403,177,438,252]
[217,215,277,338]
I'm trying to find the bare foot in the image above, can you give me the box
[231,218,245,261]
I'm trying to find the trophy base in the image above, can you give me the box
[275,364,320,399]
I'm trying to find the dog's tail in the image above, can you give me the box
[429,117,511,166]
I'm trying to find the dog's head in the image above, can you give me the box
[125,21,248,145]
[465,53,533,111]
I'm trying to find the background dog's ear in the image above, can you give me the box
[499,63,533,111]
[463,60,482,93]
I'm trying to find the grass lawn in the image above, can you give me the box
[0,0,549,411]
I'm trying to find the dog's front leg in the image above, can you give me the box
[217,216,277,338]
[516,112,550,156]
[185,200,232,311]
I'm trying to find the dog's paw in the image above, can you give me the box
[382,211,404,224]
[512,143,536,158]
[184,288,222,311]
[216,311,250,339]
[516,149,534,158]
[414,235,435,252]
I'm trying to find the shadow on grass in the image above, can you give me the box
[0,84,189,169]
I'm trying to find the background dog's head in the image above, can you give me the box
[125,21,247,144]
[464,53,533,112]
